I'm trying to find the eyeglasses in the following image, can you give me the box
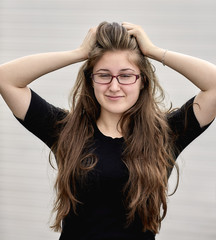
[91,73,141,85]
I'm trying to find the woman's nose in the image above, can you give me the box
[108,77,121,91]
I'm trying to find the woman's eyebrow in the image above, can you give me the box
[95,69,110,72]
[95,68,135,72]
[119,68,135,72]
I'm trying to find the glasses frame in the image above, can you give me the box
[91,73,141,85]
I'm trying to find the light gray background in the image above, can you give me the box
[0,0,216,239]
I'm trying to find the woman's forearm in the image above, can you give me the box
[147,47,216,92]
[0,48,87,90]
[122,22,216,93]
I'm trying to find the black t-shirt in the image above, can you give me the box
[16,89,213,240]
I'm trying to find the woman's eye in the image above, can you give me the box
[99,74,111,78]
[120,74,132,78]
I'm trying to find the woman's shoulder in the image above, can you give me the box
[15,88,68,148]
[166,96,213,154]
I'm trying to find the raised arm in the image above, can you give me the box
[0,27,96,120]
[122,22,216,127]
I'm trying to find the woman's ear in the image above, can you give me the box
[140,74,146,90]
[92,78,94,88]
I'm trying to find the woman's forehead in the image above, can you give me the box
[93,50,140,72]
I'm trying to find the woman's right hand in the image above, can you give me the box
[79,26,97,60]
[0,26,97,120]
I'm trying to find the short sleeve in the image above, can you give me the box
[167,96,214,158]
[15,89,67,148]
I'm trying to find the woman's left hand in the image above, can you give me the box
[122,22,156,57]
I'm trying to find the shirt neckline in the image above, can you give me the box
[93,123,124,141]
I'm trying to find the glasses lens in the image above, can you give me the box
[93,73,112,84]
[118,74,137,84]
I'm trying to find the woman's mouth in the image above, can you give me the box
[106,95,124,100]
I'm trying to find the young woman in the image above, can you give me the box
[0,22,215,240]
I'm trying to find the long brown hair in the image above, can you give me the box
[50,22,179,234]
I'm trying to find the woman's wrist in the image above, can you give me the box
[70,48,89,62]
[146,46,167,64]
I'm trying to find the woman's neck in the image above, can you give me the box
[96,112,122,139]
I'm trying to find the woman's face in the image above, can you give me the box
[92,50,143,117]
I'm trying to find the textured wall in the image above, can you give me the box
[0,0,216,239]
